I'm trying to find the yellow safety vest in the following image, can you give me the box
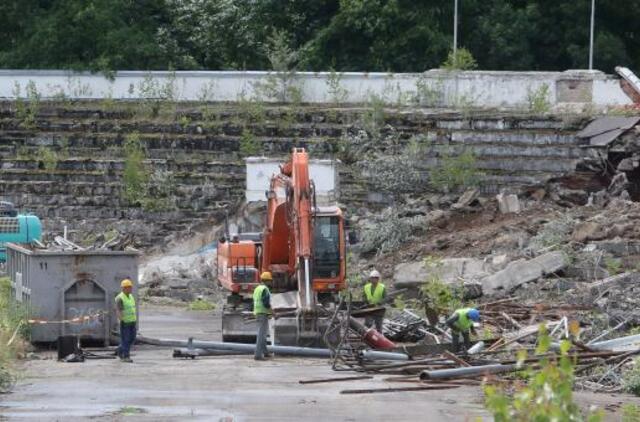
[116,292,137,323]
[454,308,473,332]
[253,284,270,315]
[364,282,385,305]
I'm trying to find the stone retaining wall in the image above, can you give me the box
[0,101,588,249]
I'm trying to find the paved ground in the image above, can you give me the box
[0,305,637,421]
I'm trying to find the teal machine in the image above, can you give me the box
[0,202,42,262]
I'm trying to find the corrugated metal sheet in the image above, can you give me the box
[576,116,640,147]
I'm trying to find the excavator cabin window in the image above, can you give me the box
[313,216,341,278]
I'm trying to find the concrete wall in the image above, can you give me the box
[0,69,631,109]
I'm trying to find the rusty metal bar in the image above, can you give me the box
[299,375,373,384]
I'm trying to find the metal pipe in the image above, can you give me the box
[420,364,518,380]
[589,0,595,70]
[590,334,640,352]
[138,335,333,358]
[359,350,410,361]
[453,0,458,56]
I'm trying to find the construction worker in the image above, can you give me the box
[253,271,272,361]
[363,269,386,332]
[446,307,480,353]
[115,279,137,363]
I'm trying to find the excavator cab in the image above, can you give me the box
[312,207,346,293]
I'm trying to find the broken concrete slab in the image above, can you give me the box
[394,258,491,288]
[589,240,640,257]
[496,193,520,214]
[571,221,606,242]
[482,251,567,293]
[452,188,479,210]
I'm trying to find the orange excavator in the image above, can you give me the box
[216,148,346,345]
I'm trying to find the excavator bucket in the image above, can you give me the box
[272,316,337,348]
[221,307,259,343]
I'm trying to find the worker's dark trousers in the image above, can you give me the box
[451,329,471,353]
[365,310,385,332]
[118,322,137,358]
[255,314,269,360]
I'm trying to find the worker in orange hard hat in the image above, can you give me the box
[115,278,137,363]
[253,271,272,361]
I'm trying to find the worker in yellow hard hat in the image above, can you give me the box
[115,278,137,363]
[253,271,272,361]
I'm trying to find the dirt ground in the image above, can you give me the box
[0,305,637,421]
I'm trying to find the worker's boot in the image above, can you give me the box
[121,357,133,363]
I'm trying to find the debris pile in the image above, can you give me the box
[315,297,640,395]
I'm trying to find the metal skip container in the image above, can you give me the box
[6,243,139,345]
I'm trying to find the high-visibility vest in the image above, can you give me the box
[364,282,385,305]
[253,284,270,315]
[116,292,137,323]
[454,308,473,332]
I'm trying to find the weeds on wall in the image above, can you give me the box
[414,74,445,107]
[122,132,176,211]
[136,71,179,119]
[361,93,386,140]
[429,148,482,193]
[484,325,603,422]
[527,83,552,114]
[253,30,302,103]
[239,128,261,156]
[326,69,349,104]
[122,132,149,204]
[13,81,40,130]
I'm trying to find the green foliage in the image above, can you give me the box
[484,326,603,422]
[326,69,348,104]
[623,404,640,422]
[0,277,28,393]
[136,72,178,119]
[604,257,623,276]
[420,256,463,313]
[188,298,216,311]
[122,132,149,205]
[430,149,482,193]
[623,358,640,396]
[36,146,59,172]
[239,129,261,156]
[360,207,427,256]
[415,75,444,107]
[13,81,40,130]
[1,1,640,73]
[527,83,552,114]
[254,29,301,102]
[441,48,478,71]
[362,93,386,139]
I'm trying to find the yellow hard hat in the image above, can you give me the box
[260,271,272,281]
[121,279,133,288]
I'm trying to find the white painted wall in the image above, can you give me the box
[245,157,338,204]
[0,69,632,108]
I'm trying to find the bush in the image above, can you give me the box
[441,48,477,71]
[429,149,482,193]
[527,83,551,114]
[623,358,640,396]
[0,277,28,393]
[360,208,427,255]
[420,257,463,313]
[484,325,603,422]
[122,132,150,204]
